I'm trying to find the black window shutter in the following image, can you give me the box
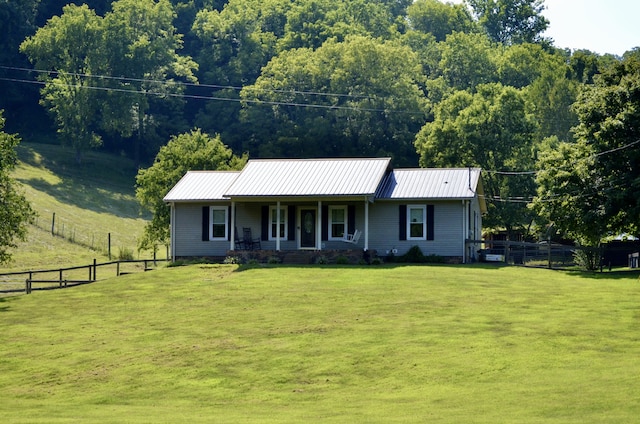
[348,205,356,234]
[288,205,296,241]
[427,204,435,241]
[202,206,209,241]
[261,205,269,241]
[399,205,407,241]
[321,205,328,241]
[227,205,232,241]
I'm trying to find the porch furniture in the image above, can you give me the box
[243,227,261,250]
[234,227,245,250]
[345,229,361,244]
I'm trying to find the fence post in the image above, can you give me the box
[547,237,552,269]
[93,259,97,281]
[59,269,63,287]
[51,212,56,235]
[108,233,111,261]
[117,261,120,277]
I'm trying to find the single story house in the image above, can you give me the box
[163,157,486,263]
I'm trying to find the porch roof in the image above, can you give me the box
[224,157,392,198]
[163,171,240,202]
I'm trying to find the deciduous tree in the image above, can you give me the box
[0,111,35,264]
[135,129,246,249]
[415,83,537,236]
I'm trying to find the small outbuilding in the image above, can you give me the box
[164,158,486,263]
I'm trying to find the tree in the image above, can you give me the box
[240,36,429,165]
[415,83,538,236]
[406,0,475,42]
[20,4,104,163]
[100,0,198,165]
[532,54,640,261]
[0,111,35,264]
[466,0,549,45]
[135,129,247,249]
[437,31,498,91]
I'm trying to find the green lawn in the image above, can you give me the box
[1,264,639,423]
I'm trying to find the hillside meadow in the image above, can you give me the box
[2,142,156,273]
[1,264,639,423]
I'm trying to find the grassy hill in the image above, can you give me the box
[1,142,156,272]
[1,264,639,423]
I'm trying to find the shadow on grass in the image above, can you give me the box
[568,269,640,280]
[16,143,143,219]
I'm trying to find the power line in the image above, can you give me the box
[0,65,424,111]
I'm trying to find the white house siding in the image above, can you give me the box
[368,201,464,258]
[172,202,231,257]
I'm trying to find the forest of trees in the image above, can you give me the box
[1,0,639,256]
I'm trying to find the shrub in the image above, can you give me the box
[336,255,350,265]
[267,256,281,264]
[399,245,426,263]
[223,256,242,264]
[118,246,134,261]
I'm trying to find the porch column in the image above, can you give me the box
[170,202,176,261]
[364,198,369,251]
[462,200,467,264]
[230,201,236,251]
[276,200,281,251]
[317,200,322,250]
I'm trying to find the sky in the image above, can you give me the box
[448,0,640,56]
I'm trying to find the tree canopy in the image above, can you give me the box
[2,0,638,246]
[0,111,35,263]
[135,129,246,248]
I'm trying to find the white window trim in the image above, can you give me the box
[407,204,426,241]
[210,206,228,241]
[269,206,288,241]
[328,205,348,240]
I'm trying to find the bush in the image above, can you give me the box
[223,256,242,264]
[118,246,134,261]
[336,255,350,265]
[399,246,426,263]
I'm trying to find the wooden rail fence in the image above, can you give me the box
[0,259,166,295]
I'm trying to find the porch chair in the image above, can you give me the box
[345,229,361,244]
[234,227,245,250]
[243,227,261,250]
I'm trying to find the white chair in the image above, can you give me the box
[345,229,361,244]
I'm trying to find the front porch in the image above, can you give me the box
[227,248,375,265]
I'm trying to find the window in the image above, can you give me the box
[210,207,228,240]
[269,207,287,240]
[329,206,347,240]
[407,205,426,240]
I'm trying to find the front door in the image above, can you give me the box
[300,208,316,249]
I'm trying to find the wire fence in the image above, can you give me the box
[469,239,640,271]
[31,211,166,260]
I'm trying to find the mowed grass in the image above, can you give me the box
[1,264,639,423]
[2,142,154,272]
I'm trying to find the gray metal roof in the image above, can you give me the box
[376,168,482,200]
[163,171,240,202]
[224,158,392,197]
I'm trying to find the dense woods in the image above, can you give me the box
[1,0,638,254]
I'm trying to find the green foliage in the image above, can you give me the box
[534,54,640,245]
[135,129,246,249]
[467,0,549,45]
[406,0,476,42]
[415,83,537,235]
[0,112,35,264]
[117,246,135,261]
[241,36,428,164]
